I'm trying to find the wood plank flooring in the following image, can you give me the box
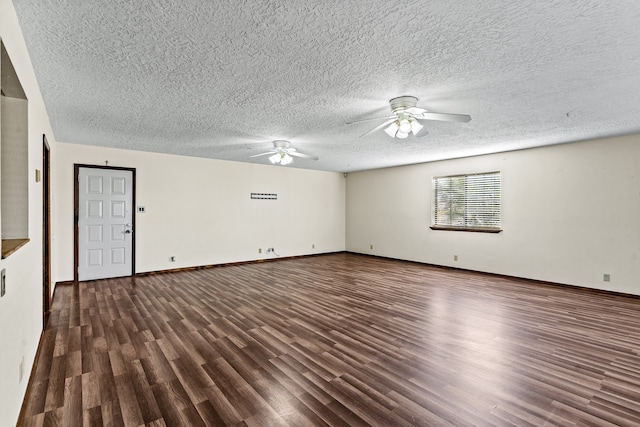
[20,253,640,426]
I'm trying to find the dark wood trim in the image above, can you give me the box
[59,252,341,283]
[17,275,61,424]
[141,250,640,300]
[430,225,502,233]
[42,135,52,328]
[1,238,30,258]
[135,251,343,277]
[54,280,76,287]
[15,329,46,427]
[73,165,78,282]
[66,244,638,302]
[73,164,136,282]
[348,251,640,300]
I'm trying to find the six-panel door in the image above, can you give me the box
[78,167,133,281]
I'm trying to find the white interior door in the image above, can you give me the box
[78,167,134,281]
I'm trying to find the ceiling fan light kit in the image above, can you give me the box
[250,140,318,166]
[270,152,293,165]
[351,95,471,139]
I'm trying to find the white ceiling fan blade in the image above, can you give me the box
[414,112,471,123]
[404,107,427,115]
[361,118,397,137]
[289,151,318,160]
[346,115,395,125]
[249,151,276,158]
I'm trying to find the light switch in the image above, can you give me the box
[137,206,146,213]
[1,269,6,297]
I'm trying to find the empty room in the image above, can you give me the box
[1,1,640,426]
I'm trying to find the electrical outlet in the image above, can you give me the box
[258,248,262,254]
[170,256,176,262]
[1,268,6,297]
[603,273,610,282]
[312,244,315,249]
[454,255,458,261]
[370,244,373,250]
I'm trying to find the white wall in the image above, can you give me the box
[0,0,56,425]
[346,134,640,295]
[55,143,346,281]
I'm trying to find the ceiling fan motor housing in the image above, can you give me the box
[389,96,418,114]
[273,140,291,149]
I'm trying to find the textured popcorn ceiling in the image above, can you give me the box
[13,0,640,172]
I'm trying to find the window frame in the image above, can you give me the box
[430,171,502,233]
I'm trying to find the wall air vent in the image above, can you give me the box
[251,193,277,200]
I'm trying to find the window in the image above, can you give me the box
[431,171,501,233]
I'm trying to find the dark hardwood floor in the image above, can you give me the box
[20,253,640,426]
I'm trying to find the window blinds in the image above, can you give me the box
[433,172,501,230]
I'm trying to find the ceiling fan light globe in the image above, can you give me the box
[398,119,411,134]
[269,153,280,164]
[384,122,399,137]
[410,119,424,135]
[281,154,293,165]
[396,131,409,139]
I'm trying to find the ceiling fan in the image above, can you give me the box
[348,95,471,138]
[250,140,318,165]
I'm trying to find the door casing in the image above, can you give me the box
[42,135,51,327]
[74,164,136,282]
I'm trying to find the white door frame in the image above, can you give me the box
[74,164,136,282]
